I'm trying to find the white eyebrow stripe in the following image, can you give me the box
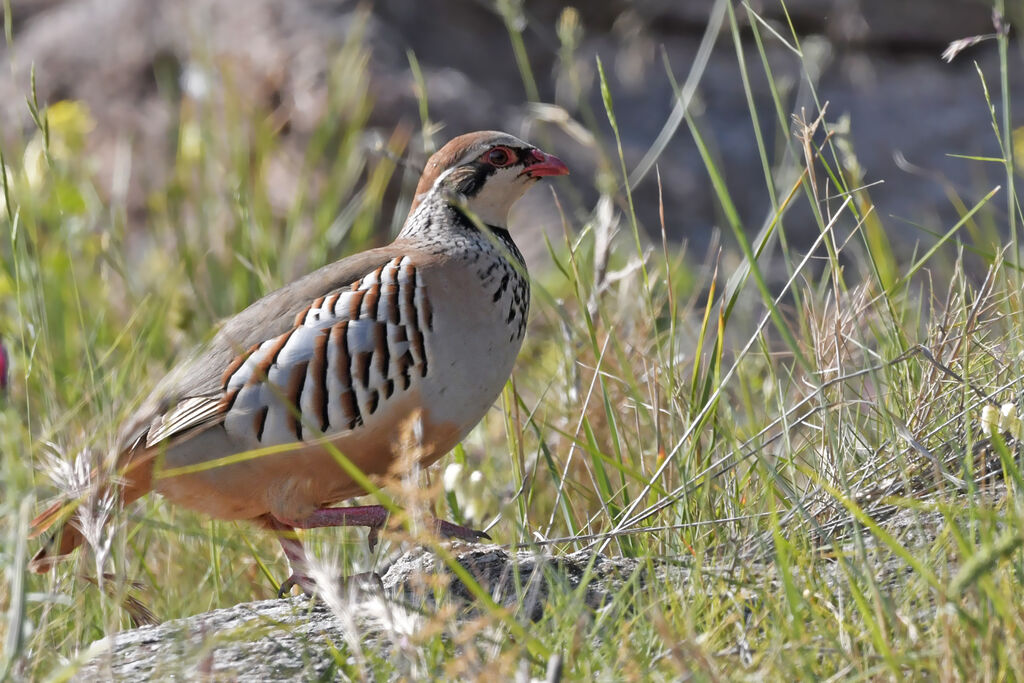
[427,135,530,193]
[432,165,460,190]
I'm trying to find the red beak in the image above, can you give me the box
[522,149,570,178]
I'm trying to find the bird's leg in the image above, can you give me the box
[282,505,491,551]
[280,505,390,551]
[431,518,491,544]
[261,516,317,597]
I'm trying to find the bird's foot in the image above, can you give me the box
[433,518,491,544]
[277,572,316,598]
[367,515,489,550]
[278,570,383,599]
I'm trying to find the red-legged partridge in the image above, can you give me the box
[30,131,569,594]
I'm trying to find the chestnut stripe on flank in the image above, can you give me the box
[403,264,427,376]
[340,389,362,429]
[254,405,269,442]
[374,322,389,378]
[331,321,352,389]
[348,289,366,320]
[382,258,400,285]
[286,361,309,441]
[363,283,380,320]
[366,389,380,416]
[311,329,330,432]
[355,351,372,389]
[401,263,418,326]
[221,387,241,414]
[331,321,362,429]
[409,326,427,378]
[249,331,293,385]
[221,343,258,390]
[385,286,401,324]
[396,350,414,390]
[293,305,312,327]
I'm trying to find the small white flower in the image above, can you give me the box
[180,63,211,100]
[442,463,464,493]
[442,463,488,525]
[22,136,46,190]
[462,470,487,523]
[999,403,1022,440]
[980,404,1000,437]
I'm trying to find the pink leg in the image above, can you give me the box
[261,516,317,597]
[265,506,491,597]
[277,505,391,552]
[280,505,491,551]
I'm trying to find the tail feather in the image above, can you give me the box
[29,452,155,573]
[29,514,85,573]
[29,499,72,539]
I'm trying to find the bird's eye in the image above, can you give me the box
[485,147,513,167]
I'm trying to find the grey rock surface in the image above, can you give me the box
[72,545,674,680]
[0,0,1014,261]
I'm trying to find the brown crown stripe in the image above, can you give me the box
[348,289,366,320]
[221,343,259,390]
[286,360,309,441]
[331,321,352,389]
[248,330,294,386]
[254,405,269,442]
[384,378,395,399]
[311,329,330,432]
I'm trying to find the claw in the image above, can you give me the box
[434,518,491,543]
[277,573,315,598]
[367,525,380,552]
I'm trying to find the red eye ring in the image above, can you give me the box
[485,146,514,167]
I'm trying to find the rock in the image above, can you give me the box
[72,545,680,680]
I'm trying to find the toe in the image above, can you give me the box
[277,574,315,598]
[435,519,490,543]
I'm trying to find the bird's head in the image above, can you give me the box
[409,130,569,227]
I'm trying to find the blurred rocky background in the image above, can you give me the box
[0,0,1018,262]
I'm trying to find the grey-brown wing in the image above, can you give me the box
[117,246,405,452]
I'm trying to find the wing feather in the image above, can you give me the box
[118,247,409,453]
